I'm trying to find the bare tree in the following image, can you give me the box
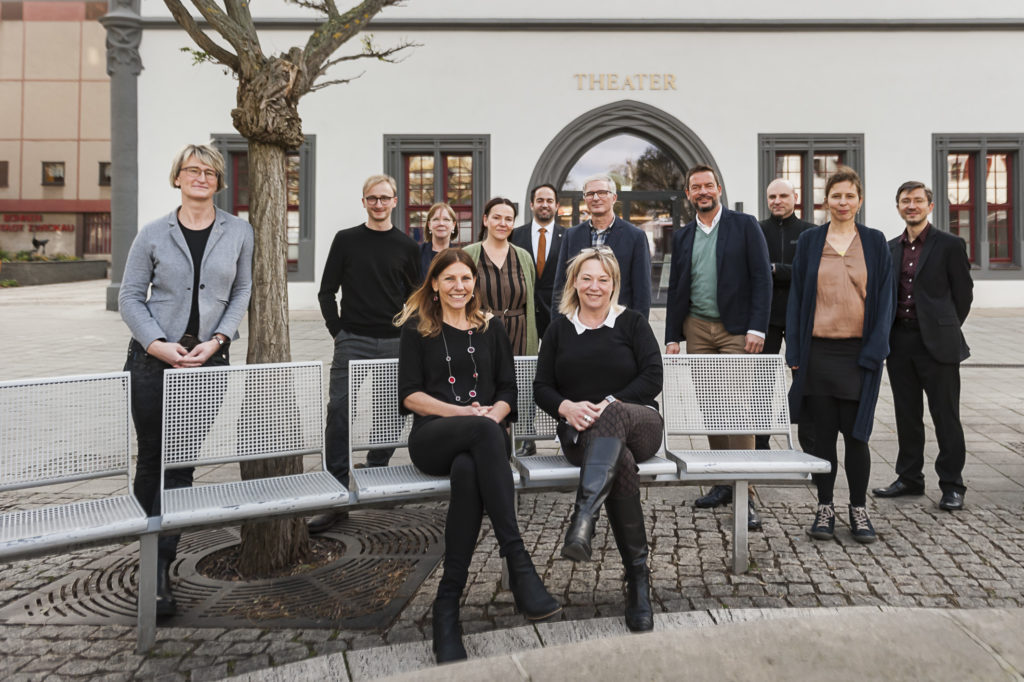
[164,0,415,575]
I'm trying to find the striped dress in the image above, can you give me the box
[476,247,528,356]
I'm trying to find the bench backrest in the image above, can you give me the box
[349,358,412,453]
[512,356,559,441]
[0,372,131,492]
[663,354,792,438]
[161,361,323,470]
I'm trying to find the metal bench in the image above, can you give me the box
[0,372,148,628]
[510,356,678,487]
[137,361,349,650]
[662,354,831,573]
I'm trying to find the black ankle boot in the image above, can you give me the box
[605,494,654,632]
[505,547,561,621]
[431,598,467,664]
[156,556,178,617]
[562,438,623,562]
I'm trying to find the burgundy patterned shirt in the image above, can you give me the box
[896,223,931,321]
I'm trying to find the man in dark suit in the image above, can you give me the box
[510,183,565,456]
[757,178,815,455]
[665,164,772,528]
[551,174,652,318]
[511,183,565,337]
[872,181,973,511]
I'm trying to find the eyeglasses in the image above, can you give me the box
[579,245,614,255]
[364,195,395,205]
[583,190,613,200]
[180,166,218,180]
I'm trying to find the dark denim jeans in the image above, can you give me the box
[124,338,229,561]
[325,329,401,486]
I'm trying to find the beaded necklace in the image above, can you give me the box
[440,325,478,402]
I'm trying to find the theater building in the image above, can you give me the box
[125,1,1024,307]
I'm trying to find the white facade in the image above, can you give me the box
[136,1,1024,308]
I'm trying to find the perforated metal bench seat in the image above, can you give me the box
[161,471,350,530]
[671,449,831,481]
[351,463,522,501]
[0,495,147,559]
[514,453,678,484]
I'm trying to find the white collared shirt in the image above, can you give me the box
[696,204,723,235]
[531,219,555,263]
[569,304,625,335]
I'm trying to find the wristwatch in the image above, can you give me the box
[604,395,617,405]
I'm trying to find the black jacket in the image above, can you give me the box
[510,222,565,336]
[888,225,973,364]
[760,213,816,327]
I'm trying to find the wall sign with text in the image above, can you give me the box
[573,73,677,91]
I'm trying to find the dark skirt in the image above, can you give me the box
[805,337,862,401]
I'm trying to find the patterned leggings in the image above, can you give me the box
[560,401,664,498]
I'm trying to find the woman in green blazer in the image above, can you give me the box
[461,197,538,355]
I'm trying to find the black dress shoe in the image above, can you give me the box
[747,499,762,532]
[694,485,732,508]
[307,510,349,534]
[939,490,965,511]
[516,441,537,457]
[871,480,925,498]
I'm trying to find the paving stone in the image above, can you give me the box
[190,663,231,682]
[232,654,271,675]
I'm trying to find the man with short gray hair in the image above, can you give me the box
[551,174,652,318]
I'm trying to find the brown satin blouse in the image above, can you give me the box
[812,231,867,338]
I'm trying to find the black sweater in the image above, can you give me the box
[534,308,663,417]
[759,213,816,327]
[398,318,518,430]
[317,224,420,338]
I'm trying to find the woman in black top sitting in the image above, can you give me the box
[534,246,663,632]
[396,248,560,664]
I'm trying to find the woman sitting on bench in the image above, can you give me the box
[396,248,560,664]
[534,246,663,632]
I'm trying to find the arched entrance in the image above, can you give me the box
[526,101,725,306]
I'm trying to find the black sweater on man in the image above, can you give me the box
[534,308,662,417]
[317,224,420,338]
[759,213,816,328]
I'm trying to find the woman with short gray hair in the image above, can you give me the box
[119,143,253,616]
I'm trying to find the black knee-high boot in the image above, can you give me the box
[605,494,654,632]
[562,437,623,562]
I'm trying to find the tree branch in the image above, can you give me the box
[302,0,402,75]
[163,0,240,70]
[317,36,414,74]
[308,72,364,91]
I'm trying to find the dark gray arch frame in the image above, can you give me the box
[524,100,726,221]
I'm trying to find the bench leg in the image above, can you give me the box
[136,531,158,653]
[732,480,749,574]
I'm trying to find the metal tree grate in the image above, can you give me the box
[0,508,444,630]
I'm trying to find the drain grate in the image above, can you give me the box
[0,508,444,629]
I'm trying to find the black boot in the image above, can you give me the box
[562,437,623,562]
[505,545,561,621]
[156,556,178,617]
[605,494,654,632]
[431,598,467,664]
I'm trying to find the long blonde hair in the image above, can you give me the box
[394,248,490,337]
[557,246,622,317]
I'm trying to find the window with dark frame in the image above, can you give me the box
[933,134,1022,273]
[98,161,112,187]
[41,161,65,186]
[0,160,8,188]
[384,135,490,246]
[758,134,865,223]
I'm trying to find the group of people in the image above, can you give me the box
[119,143,973,664]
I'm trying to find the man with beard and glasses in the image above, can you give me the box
[872,181,973,511]
[511,183,566,457]
[664,164,772,529]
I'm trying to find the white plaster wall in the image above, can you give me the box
[137,21,1024,308]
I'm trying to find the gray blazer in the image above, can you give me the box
[119,207,254,350]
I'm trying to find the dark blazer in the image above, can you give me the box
[551,217,652,319]
[785,223,895,442]
[511,221,565,335]
[664,208,772,344]
[889,226,973,364]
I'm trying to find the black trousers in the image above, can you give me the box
[124,338,229,561]
[886,324,967,495]
[409,416,521,600]
[756,324,815,453]
[809,396,871,507]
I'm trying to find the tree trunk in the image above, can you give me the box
[237,139,310,575]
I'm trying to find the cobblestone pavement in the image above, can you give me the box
[1,281,1023,680]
